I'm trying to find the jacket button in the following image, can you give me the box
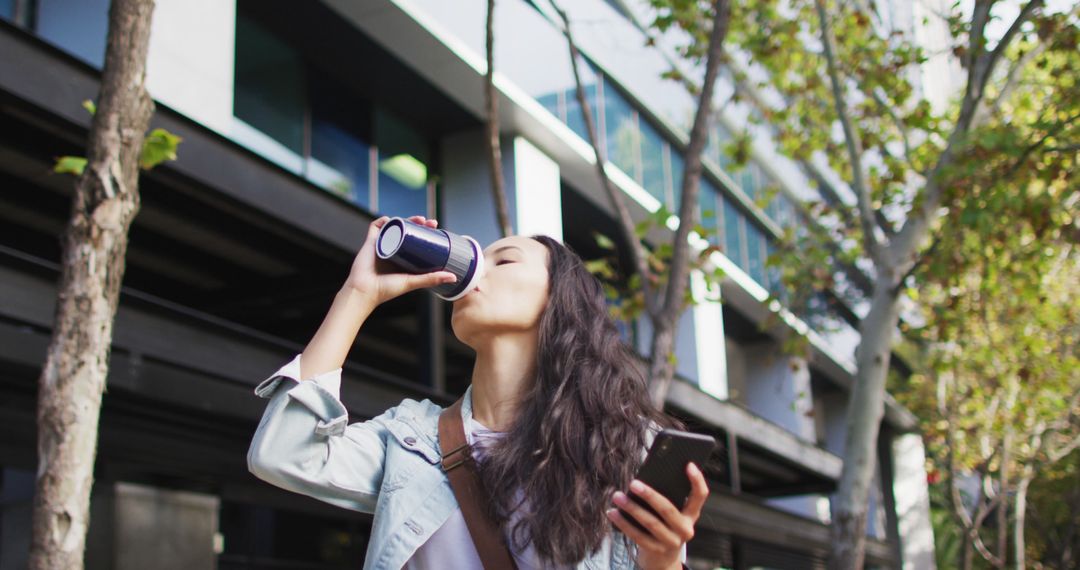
[403,436,416,446]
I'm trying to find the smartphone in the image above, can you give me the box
[619,429,716,533]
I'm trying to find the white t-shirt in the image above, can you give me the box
[403,416,575,570]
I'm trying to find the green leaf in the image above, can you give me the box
[593,232,616,251]
[82,99,96,115]
[139,128,182,170]
[54,156,87,175]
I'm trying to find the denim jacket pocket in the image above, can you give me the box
[385,418,441,465]
[378,418,441,497]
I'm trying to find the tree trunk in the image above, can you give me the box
[998,428,1011,568]
[1014,475,1032,570]
[961,532,975,570]
[27,1,156,568]
[829,280,902,569]
[647,319,677,408]
[483,0,512,238]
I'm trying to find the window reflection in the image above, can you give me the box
[36,0,109,68]
[604,86,640,182]
[723,197,744,267]
[234,15,305,154]
[309,69,371,208]
[745,222,766,285]
[639,120,667,205]
[698,182,720,246]
[565,82,600,146]
[376,107,429,219]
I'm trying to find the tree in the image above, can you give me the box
[892,22,1080,568]
[27,0,171,567]
[712,0,1077,565]
[549,0,732,409]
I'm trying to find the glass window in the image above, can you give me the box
[234,14,305,153]
[697,181,719,246]
[710,124,733,172]
[375,107,429,219]
[36,0,109,68]
[603,86,639,182]
[739,165,757,200]
[745,221,766,285]
[308,69,372,208]
[723,196,745,268]
[0,0,12,21]
[536,91,562,124]
[768,192,797,229]
[765,240,786,301]
[639,120,667,205]
[565,79,600,145]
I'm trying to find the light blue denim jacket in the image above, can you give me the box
[246,354,650,569]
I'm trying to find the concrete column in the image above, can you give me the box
[146,0,236,135]
[741,343,815,440]
[690,270,726,399]
[894,433,937,569]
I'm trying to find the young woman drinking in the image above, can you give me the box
[247,215,709,569]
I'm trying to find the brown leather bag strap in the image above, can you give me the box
[438,397,519,570]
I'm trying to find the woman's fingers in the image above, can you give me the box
[612,489,681,546]
[404,271,457,292]
[406,215,438,228]
[682,462,709,522]
[605,508,663,551]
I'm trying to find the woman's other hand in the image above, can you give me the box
[606,462,709,570]
[345,215,458,306]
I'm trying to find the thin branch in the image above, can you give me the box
[550,0,659,318]
[972,38,1047,126]
[661,0,731,324]
[868,86,915,174]
[814,0,886,266]
[484,0,513,238]
[976,0,1046,105]
[890,1,1043,276]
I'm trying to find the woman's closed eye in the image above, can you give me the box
[496,259,515,266]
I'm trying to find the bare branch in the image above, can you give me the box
[972,38,1047,126]
[661,0,731,324]
[890,0,1044,276]
[976,0,1046,107]
[814,0,887,266]
[550,0,659,318]
[484,0,513,238]
[868,86,915,175]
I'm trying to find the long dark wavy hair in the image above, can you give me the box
[474,235,681,565]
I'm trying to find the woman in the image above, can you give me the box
[248,215,709,569]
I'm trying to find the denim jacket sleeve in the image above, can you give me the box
[246,353,395,514]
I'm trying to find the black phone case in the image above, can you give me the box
[621,429,715,533]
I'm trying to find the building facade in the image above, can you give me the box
[0,0,934,568]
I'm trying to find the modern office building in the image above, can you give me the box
[0,0,935,568]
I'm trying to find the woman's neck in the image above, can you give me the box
[468,332,538,431]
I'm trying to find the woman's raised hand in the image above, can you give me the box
[344,215,458,306]
[606,462,709,570]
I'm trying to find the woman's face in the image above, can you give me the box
[450,235,551,347]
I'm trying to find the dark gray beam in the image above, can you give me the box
[667,379,843,482]
[0,263,444,419]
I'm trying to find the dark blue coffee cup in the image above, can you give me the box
[375,217,485,301]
